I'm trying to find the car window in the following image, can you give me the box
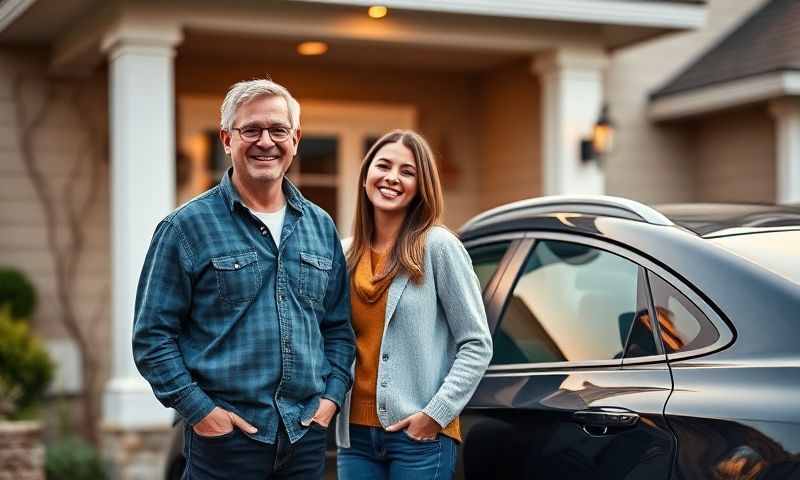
[647,272,719,354]
[491,239,643,365]
[468,241,513,292]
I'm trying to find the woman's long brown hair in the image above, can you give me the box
[346,130,444,283]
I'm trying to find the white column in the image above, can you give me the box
[101,25,182,429]
[770,98,800,204]
[533,49,608,195]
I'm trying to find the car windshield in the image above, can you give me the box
[711,230,800,285]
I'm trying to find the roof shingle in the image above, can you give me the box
[651,0,800,99]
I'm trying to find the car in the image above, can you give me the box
[165,196,800,479]
[456,196,800,480]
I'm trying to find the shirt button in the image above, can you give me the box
[234,263,240,269]
[382,354,389,361]
[380,381,388,388]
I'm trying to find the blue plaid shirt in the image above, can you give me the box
[133,170,354,444]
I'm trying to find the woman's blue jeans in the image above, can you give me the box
[337,425,457,480]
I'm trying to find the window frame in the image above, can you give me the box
[464,232,531,333]
[485,231,733,375]
[645,270,729,362]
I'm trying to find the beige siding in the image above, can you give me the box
[606,0,771,202]
[693,105,775,202]
[0,47,111,370]
[176,60,483,228]
[478,61,541,211]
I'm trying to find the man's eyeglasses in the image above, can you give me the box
[232,126,292,143]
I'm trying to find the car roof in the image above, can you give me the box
[654,203,800,237]
[459,195,800,240]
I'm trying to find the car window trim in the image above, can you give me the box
[463,232,524,303]
[485,231,733,374]
[483,237,535,334]
[645,270,733,362]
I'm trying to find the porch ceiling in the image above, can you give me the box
[177,30,525,73]
[0,0,706,75]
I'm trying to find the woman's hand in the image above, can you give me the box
[386,411,441,441]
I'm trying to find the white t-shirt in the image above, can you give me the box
[250,205,287,248]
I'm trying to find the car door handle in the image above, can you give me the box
[573,409,640,432]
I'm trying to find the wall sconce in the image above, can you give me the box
[580,104,615,163]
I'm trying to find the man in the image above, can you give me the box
[133,79,354,479]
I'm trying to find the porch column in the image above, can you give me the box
[101,25,183,429]
[533,49,608,195]
[770,98,800,203]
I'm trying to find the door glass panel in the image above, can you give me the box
[467,241,512,292]
[364,136,380,156]
[491,240,640,365]
[300,186,337,223]
[648,272,719,354]
[290,135,339,220]
[297,136,337,175]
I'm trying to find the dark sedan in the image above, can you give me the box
[166,196,800,479]
[457,196,800,479]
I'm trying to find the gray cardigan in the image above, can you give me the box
[335,226,493,447]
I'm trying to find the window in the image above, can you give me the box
[468,242,512,292]
[491,240,644,365]
[647,272,719,354]
[290,136,339,220]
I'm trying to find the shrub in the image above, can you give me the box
[0,307,54,419]
[0,268,37,319]
[45,436,109,480]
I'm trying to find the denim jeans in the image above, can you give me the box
[337,425,457,480]
[182,422,327,479]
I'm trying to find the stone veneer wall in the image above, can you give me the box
[102,426,174,480]
[0,421,44,480]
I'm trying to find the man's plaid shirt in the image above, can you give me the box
[133,170,354,444]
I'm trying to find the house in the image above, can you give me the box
[608,0,796,205]
[0,0,741,476]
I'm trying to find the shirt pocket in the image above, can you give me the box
[299,251,333,305]
[211,251,261,305]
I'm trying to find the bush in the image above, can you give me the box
[0,268,37,319]
[0,307,54,419]
[45,436,109,480]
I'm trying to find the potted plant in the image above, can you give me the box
[0,268,53,479]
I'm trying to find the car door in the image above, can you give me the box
[460,233,676,480]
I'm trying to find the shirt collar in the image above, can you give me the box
[219,168,306,215]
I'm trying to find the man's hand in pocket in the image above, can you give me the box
[306,399,338,428]
[193,407,258,437]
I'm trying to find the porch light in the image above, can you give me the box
[297,41,328,56]
[368,6,388,18]
[581,104,615,163]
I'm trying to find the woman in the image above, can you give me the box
[335,130,493,479]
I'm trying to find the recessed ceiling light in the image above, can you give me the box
[297,41,328,56]
[368,6,388,19]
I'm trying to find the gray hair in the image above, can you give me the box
[219,78,301,131]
